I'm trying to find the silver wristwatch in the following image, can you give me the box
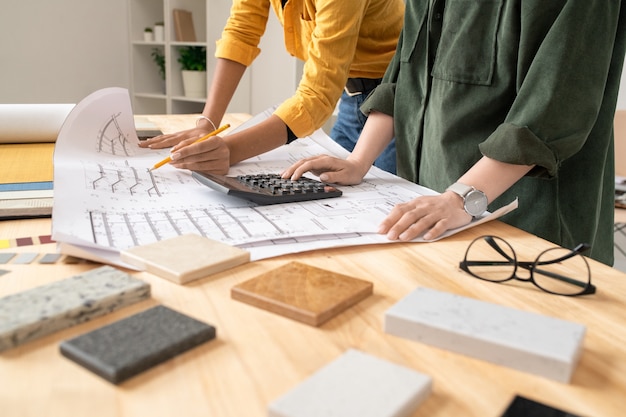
[446,182,488,218]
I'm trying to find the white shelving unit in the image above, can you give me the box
[127,0,251,114]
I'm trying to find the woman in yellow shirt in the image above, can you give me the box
[140,0,404,174]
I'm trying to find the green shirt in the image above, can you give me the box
[362,0,626,265]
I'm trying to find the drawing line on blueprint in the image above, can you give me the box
[97,112,134,156]
[85,161,167,197]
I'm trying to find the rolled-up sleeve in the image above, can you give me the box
[360,83,397,117]
[215,0,270,66]
[480,0,622,177]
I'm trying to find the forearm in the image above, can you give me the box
[199,58,247,129]
[457,157,534,203]
[224,115,288,165]
[347,111,395,170]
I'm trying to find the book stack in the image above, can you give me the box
[0,143,54,219]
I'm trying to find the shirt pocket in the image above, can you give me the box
[432,0,503,86]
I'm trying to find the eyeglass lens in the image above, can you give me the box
[532,247,591,295]
[464,236,517,281]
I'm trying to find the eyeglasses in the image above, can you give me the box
[459,235,596,296]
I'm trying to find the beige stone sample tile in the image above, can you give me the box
[121,234,250,285]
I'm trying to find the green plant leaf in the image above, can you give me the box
[177,46,206,71]
[150,48,166,80]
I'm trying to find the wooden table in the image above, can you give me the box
[1,115,626,417]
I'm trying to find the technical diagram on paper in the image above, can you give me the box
[52,88,517,266]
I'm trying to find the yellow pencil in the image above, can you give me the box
[149,124,231,171]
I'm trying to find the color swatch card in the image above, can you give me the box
[268,349,432,417]
[121,234,250,285]
[231,262,373,326]
[60,305,216,384]
[384,287,586,382]
[0,266,150,352]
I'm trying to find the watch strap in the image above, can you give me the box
[445,182,474,197]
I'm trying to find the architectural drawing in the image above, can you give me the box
[52,88,516,267]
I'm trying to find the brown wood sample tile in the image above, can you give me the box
[231,262,373,326]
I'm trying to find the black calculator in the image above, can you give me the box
[192,172,342,205]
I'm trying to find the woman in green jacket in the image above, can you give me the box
[284,0,626,265]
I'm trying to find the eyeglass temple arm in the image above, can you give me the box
[485,237,590,265]
[485,236,514,261]
[530,265,592,289]
[460,259,592,290]
[535,243,591,265]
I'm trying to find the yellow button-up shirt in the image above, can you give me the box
[215,0,404,138]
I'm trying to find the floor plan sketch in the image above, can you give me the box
[86,162,164,197]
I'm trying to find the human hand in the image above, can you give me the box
[138,127,208,149]
[281,154,370,185]
[167,134,231,175]
[379,191,473,241]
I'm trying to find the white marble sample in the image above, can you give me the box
[384,287,586,383]
[0,265,150,352]
[268,349,432,417]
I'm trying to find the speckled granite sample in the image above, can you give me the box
[269,349,432,417]
[60,305,216,384]
[0,265,150,352]
[384,287,586,383]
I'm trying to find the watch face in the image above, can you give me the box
[464,190,488,217]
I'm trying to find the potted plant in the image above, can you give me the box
[177,46,206,98]
[143,27,153,42]
[153,21,164,42]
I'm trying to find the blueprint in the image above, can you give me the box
[52,88,517,267]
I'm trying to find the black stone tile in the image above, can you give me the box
[60,305,216,384]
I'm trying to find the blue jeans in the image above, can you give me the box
[330,90,397,174]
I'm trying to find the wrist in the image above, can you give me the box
[445,182,488,218]
[346,155,373,178]
[196,115,217,132]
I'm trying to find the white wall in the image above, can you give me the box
[0,0,130,104]
[0,0,622,113]
[251,12,298,115]
[0,0,296,115]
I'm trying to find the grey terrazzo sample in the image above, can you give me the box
[0,265,150,352]
[384,287,586,383]
[60,305,216,384]
[269,349,432,417]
